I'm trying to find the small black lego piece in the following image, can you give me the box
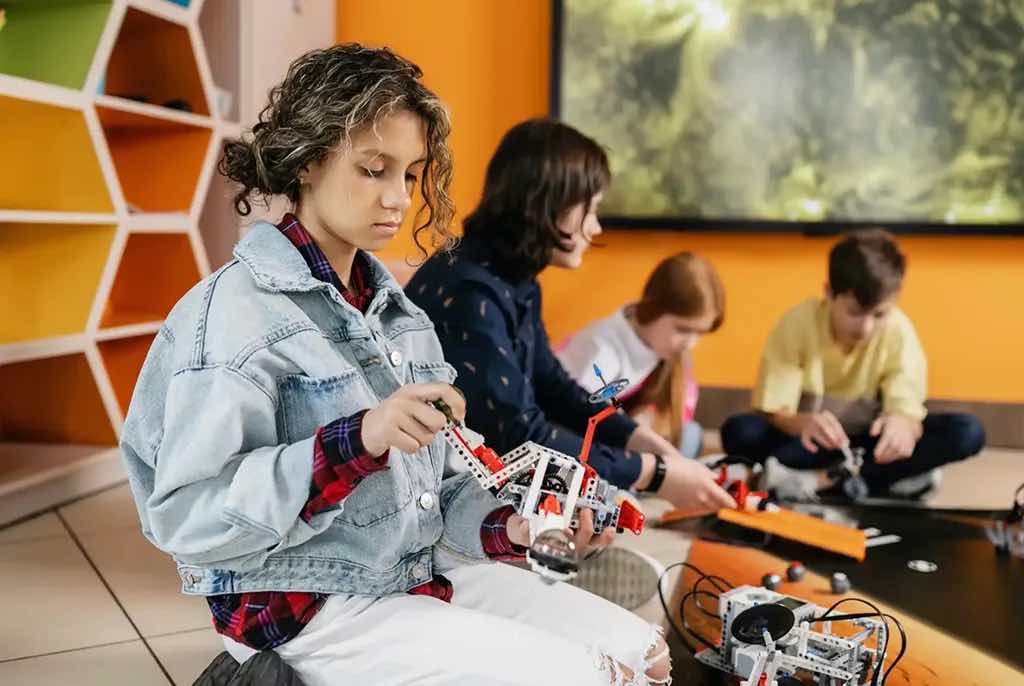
[430,399,457,426]
[761,573,782,591]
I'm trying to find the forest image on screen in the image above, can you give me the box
[559,0,1024,227]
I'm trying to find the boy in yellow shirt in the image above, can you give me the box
[721,229,985,499]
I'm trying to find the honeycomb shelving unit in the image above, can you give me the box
[0,0,243,525]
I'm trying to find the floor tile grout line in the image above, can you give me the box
[0,638,143,665]
[0,533,71,546]
[55,509,177,686]
[146,626,216,640]
[0,480,128,534]
[55,479,130,512]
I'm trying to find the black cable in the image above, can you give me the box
[656,563,701,653]
[816,597,907,685]
[680,571,736,649]
[689,573,732,596]
[664,562,733,591]
[691,589,721,619]
[816,598,886,686]
[678,590,719,650]
[691,573,731,619]
[880,614,907,684]
[656,562,732,654]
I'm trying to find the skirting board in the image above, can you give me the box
[694,387,1024,449]
[0,447,126,527]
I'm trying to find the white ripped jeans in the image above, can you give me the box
[223,562,668,685]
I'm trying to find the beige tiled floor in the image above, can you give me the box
[60,486,213,638]
[0,489,224,684]
[0,434,1018,684]
[148,629,224,686]
[0,641,171,686]
[0,516,138,661]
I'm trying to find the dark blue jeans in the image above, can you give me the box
[720,412,985,493]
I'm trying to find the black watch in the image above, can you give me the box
[643,454,667,493]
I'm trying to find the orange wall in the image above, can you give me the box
[337,0,550,262]
[338,2,1024,404]
[540,232,1024,403]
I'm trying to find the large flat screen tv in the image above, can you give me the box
[552,0,1024,234]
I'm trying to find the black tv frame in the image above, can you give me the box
[549,0,1024,236]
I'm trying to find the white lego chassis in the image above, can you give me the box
[441,425,644,580]
[695,585,887,686]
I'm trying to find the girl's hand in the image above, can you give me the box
[572,507,616,557]
[654,455,737,512]
[361,383,465,456]
[506,514,531,548]
[506,509,615,558]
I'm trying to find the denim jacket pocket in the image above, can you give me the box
[409,360,457,386]
[278,370,414,526]
[277,369,375,443]
[409,361,458,480]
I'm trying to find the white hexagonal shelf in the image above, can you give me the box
[0,0,240,525]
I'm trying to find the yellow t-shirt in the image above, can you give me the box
[752,298,927,433]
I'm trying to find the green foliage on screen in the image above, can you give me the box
[560,0,1024,225]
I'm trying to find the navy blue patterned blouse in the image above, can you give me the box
[406,235,643,488]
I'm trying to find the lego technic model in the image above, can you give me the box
[434,366,645,582]
[711,463,779,513]
[695,585,889,686]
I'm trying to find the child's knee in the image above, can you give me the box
[720,413,765,454]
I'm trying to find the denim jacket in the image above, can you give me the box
[120,222,501,597]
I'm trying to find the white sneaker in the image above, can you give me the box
[888,469,942,499]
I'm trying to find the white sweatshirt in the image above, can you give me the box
[557,307,698,421]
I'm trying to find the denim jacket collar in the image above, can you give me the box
[234,220,417,317]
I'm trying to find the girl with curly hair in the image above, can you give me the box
[120,45,670,685]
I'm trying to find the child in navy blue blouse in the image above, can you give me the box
[408,119,735,514]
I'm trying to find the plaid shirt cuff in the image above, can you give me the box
[481,505,528,560]
[301,410,389,522]
[408,575,454,603]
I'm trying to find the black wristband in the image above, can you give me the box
[643,454,667,493]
